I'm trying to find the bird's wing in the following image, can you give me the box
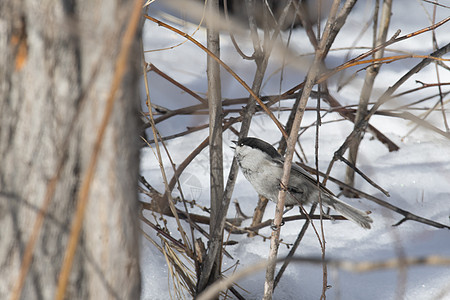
[274,157,337,197]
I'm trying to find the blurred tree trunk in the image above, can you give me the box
[344,0,393,197]
[0,1,141,299]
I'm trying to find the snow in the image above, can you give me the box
[140,1,450,299]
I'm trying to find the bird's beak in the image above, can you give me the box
[230,140,237,150]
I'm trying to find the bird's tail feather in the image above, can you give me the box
[323,196,373,229]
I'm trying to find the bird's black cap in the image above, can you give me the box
[236,137,282,159]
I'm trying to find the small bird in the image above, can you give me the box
[233,137,373,229]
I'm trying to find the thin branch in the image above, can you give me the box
[222,0,254,60]
[235,213,346,234]
[274,204,316,289]
[422,0,450,9]
[377,110,450,139]
[392,81,450,98]
[147,63,207,104]
[339,155,390,197]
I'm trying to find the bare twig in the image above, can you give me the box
[223,0,254,60]
[393,81,450,98]
[247,196,269,237]
[236,213,347,234]
[316,82,328,300]
[379,111,450,139]
[140,213,191,254]
[339,155,390,197]
[144,123,209,144]
[274,204,317,289]
[422,0,450,9]
[147,63,207,104]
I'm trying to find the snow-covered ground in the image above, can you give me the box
[140,1,450,299]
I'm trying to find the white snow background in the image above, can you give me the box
[140,1,450,299]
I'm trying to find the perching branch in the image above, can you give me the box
[263,0,348,298]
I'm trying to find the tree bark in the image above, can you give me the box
[0,1,141,299]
